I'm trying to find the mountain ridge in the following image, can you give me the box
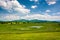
[0,19,60,22]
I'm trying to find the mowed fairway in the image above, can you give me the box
[0,32,60,40]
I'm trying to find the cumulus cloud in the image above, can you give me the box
[57,12,60,15]
[31,5,37,9]
[0,13,60,21]
[45,10,51,13]
[21,14,60,21]
[3,14,20,21]
[52,12,60,16]
[0,0,30,14]
[30,0,38,2]
[46,0,56,5]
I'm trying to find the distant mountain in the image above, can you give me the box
[10,19,48,22]
[0,19,60,23]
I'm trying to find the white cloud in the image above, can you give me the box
[0,13,60,21]
[46,0,56,5]
[31,5,37,9]
[57,12,60,15]
[0,0,30,14]
[30,0,38,2]
[22,5,26,8]
[3,14,20,21]
[45,10,51,13]
[30,0,39,4]
[21,14,60,21]
[52,12,60,16]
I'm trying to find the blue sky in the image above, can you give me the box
[0,0,60,21]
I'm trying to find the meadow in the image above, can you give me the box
[0,22,60,40]
[0,32,60,40]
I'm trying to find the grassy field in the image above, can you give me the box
[0,32,60,40]
[0,22,60,40]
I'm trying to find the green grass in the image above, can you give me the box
[0,22,60,33]
[0,22,60,40]
[0,32,60,40]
